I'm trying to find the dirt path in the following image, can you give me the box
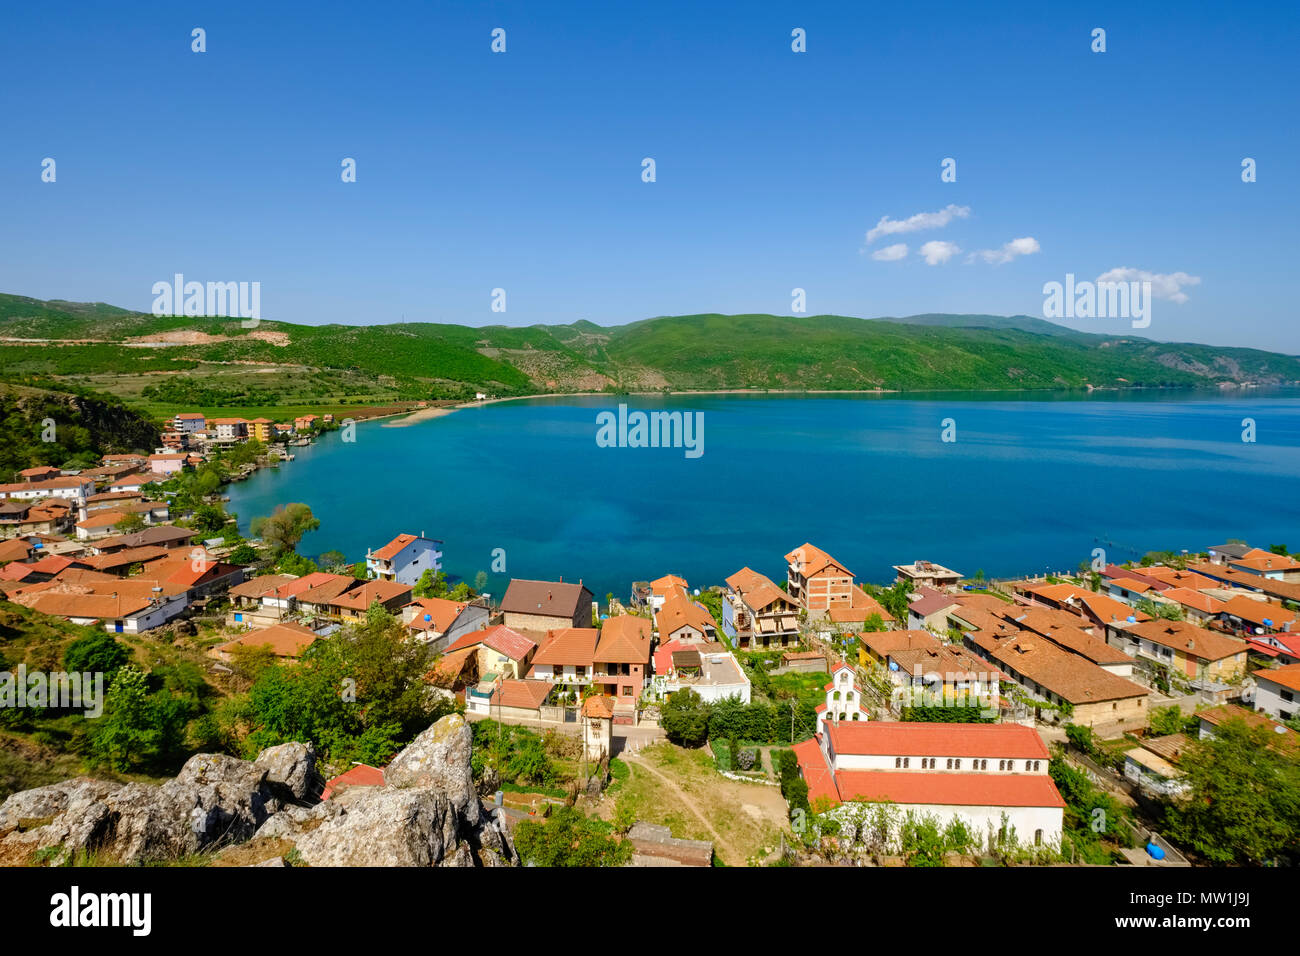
[621,751,738,864]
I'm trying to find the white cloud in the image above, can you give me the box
[919,240,960,265]
[970,236,1041,265]
[865,204,970,244]
[871,243,908,262]
[1095,267,1202,303]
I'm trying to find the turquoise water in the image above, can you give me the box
[228,390,1300,602]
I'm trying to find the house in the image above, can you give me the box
[17,466,61,481]
[325,579,412,622]
[445,625,539,680]
[215,621,320,661]
[1216,594,1299,639]
[10,573,189,634]
[1197,703,1300,755]
[1109,619,1248,684]
[907,586,961,633]
[293,414,321,431]
[1123,734,1190,797]
[858,629,940,668]
[792,722,1064,849]
[402,596,489,651]
[652,641,751,703]
[247,419,274,442]
[1226,548,1300,583]
[592,615,653,717]
[1206,542,1254,565]
[722,567,800,650]
[1017,582,1154,631]
[785,543,853,616]
[93,525,196,553]
[655,585,718,643]
[173,413,206,433]
[500,578,594,631]
[1107,576,1164,606]
[0,476,97,504]
[105,473,153,494]
[893,559,963,591]
[225,574,299,628]
[528,627,600,694]
[967,626,1149,732]
[147,453,188,476]
[467,678,555,720]
[881,643,1004,715]
[1252,664,1300,722]
[816,662,870,729]
[210,418,249,443]
[261,572,357,619]
[1158,588,1229,626]
[826,585,894,632]
[995,606,1136,676]
[645,574,688,614]
[366,532,443,586]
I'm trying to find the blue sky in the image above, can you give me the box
[2,0,1297,350]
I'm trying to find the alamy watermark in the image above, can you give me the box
[1,665,103,718]
[596,404,703,459]
[1043,273,1150,329]
[151,274,261,324]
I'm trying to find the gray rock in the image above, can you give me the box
[254,741,320,802]
[288,786,454,866]
[384,714,479,825]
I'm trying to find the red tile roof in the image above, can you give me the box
[533,627,600,667]
[446,624,538,661]
[594,615,652,664]
[792,738,838,805]
[835,770,1065,809]
[370,533,420,561]
[824,721,1050,760]
[1256,663,1300,694]
[405,597,471,634]
[322,764,385,800]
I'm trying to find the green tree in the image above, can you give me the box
[90,666,160,771]
[513,807,632,866]
[660,688,711,747]
[249,502,319,555]
[113,512,146,533]
[1148,704,1194,736]
[1167,718,1300,864]
[63,632,131,684]
[413,568,448,598]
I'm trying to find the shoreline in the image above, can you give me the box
[384,381,1277,426]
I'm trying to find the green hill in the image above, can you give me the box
[1,294,1296,414]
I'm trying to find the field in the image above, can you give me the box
[594,742,790,866]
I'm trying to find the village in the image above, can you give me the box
[1,416,1299,868]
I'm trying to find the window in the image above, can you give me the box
[1283,690,1294,703]
[1034,829,1043,846]
[954,759,961,769]
[998,760,1005,771]
[896,757,902,768]
[946,758,953,769]
[903,757,910,768]
[1033,760,1040,771]
[1025,760,1033,771]
[852,712,860,720]
[979,759,987,770]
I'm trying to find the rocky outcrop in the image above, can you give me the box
[0,717,514,867]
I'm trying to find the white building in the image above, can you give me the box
[1253,664,1300,722]
[793,721,1064,850]
[366,532,443,586]
[816,662,871,731]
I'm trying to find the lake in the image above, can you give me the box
[227,390,1300,603]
